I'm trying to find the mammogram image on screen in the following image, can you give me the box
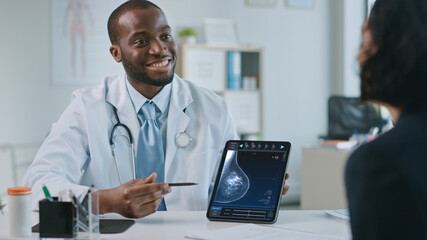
[212,148,287,209]
[214,150,250,203]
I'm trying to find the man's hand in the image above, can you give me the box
[282,173,290,195]
[98,173,171,218]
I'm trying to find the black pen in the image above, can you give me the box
[69,191,88,218]
[167,182,198,187]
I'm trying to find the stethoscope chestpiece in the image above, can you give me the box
[175,132,191,148]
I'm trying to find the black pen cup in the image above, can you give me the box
[39,197,77,238]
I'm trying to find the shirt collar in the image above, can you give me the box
[125,76,171,115]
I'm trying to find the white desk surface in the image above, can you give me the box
[0,210,351,239]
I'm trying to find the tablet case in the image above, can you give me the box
[207,140,291,224]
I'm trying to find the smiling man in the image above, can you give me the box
[108,1,176,98]
[23,0,239,218]
[24,0,288,219]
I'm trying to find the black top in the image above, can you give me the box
[345,110,427,240]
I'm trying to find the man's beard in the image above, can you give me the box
[122,55,175,87]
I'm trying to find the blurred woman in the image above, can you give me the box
[345,0,427,239]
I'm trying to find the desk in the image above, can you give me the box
[301,147,351,210]
[0,210,350,239]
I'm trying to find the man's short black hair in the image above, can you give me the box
[107,0,161,45]
[361,0,427,112]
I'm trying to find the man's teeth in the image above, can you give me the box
[151,60,168,67]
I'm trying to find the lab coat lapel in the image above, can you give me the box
[165,75,192,174]
[105,75,140,181]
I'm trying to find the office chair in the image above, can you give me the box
[323,96,387,140]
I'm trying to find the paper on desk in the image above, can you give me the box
[324,209,350,221]
[185,224,347,240]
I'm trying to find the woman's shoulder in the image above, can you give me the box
[345,133,396,178]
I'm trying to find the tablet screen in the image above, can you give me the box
[207,140,291,223]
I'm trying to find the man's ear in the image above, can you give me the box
[110,45,122,63]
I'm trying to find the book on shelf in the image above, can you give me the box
[227,51,242,89]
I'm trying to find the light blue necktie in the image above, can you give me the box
[136,101,166,211]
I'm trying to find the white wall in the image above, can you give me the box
[0,0,364,204]
[0,0,71,145]
[343,0,365,96]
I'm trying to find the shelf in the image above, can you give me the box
[176,44,263,138]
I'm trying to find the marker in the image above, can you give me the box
[42,185,53,201]
[167,182,198,187]
[69,191,88,221]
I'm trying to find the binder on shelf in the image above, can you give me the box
[227,51,242,89]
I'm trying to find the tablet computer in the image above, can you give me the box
[207,140,291,223]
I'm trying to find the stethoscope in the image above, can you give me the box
[109,105,192,182]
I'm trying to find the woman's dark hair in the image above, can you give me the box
[361,0,427,112]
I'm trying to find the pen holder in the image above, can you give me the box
[39,197,77,238]
[39,190,100,239]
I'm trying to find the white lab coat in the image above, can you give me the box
[23,74,238,211]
